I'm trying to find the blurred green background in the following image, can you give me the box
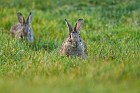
[0,0,139,93]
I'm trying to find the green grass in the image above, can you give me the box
[0,0,140,93]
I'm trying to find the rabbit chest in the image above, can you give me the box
[65,41,84,56]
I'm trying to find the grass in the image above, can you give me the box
[0,0,140,93]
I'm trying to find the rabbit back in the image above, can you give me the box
[10,23,23,38]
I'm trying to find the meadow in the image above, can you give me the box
[0,0,140,93]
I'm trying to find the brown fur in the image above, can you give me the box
[10,23,26,39]
[60,38,88,58]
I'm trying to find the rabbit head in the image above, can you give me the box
[17,12,34,42]
[65,18,84,43]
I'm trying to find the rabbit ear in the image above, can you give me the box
[65,19,73,33]
[17,12,25,25]
[27,11,33,24]
[74,18,84,32]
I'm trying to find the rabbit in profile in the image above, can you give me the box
[10,12,34,42]
[60,18,88,59]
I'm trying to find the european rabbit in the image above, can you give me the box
[60,18,88,58]
[10,12,34,42]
